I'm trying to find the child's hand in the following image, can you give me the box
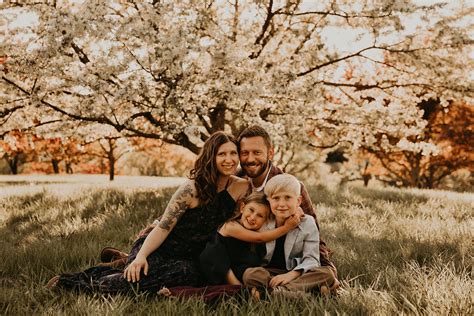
[296,206,305,217]
[283,214,301,229]
[269,270,301,288]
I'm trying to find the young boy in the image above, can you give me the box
[242,174,338,295]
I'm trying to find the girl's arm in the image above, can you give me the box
[219,215,300,243]
[124,180,196,282]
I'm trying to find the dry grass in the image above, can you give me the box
[0,178,472,315]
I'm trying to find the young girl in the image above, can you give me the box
[200,191,300,286]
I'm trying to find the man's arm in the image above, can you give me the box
[299,182,320,230]
[299,182,333,263]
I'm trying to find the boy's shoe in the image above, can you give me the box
[320,285,330,296]
[250,287,262,300]
[329,279,342,296]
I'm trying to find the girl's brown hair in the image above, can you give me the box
[228,191,270,222]
[189,131,237,204]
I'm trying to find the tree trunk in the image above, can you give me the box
[66,161,73,174]
[109,154,115,181]
[209,101,226,133]
[52,159,60,174]
[362,174,371,187]
[7,156,18,175]
[100,160,106,174]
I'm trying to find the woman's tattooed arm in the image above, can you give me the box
[158,181,195,231]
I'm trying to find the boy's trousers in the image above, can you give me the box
[242,266,336,292]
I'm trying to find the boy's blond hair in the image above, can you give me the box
[264,174,301,197]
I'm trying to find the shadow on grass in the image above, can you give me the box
[308,185,429,208]
[326,223,467,289]
[0,187,177,281]
[350,186,429,204]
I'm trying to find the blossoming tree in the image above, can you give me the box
[1,0,473,174]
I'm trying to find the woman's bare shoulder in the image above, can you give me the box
[230,175,250,186]
[172,179,199,206]
[228,176,250,200]
[176,179,197,194]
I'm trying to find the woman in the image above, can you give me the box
[49,131,250,293]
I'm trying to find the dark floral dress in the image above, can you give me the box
[57,189,237,294]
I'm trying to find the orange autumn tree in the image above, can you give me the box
[0,130,35,174]
[364,100,473,188]
[31,136,85,174]
[124,137,194,177]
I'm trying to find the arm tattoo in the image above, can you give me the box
[158,183,194,231]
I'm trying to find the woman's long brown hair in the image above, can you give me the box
[189,131,236,205]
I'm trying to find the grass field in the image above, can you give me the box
[0,177,472,315]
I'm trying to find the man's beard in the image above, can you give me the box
[243,160,270,178]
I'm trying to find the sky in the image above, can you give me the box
[2,0,471,68]
[3,0,468,41]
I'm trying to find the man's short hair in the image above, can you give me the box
[264,174,301,197]
[237,125,272,149]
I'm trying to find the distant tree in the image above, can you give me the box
[120,139,195,177]
[31,136,85,174]
[0,130,35,174]
[85,136,132,181]
[364,100,474,188]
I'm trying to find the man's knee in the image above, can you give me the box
[242,267,269,286]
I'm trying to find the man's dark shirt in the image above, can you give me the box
[267,234,287,271]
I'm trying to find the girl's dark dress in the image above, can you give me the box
[57,188,236,293]
[200,231,265,284]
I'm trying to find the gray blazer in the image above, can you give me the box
[262,215,320,273]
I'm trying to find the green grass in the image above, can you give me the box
[1,182,472,315]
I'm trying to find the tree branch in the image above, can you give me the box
[275,10,393,20]
[0,104,24,119]
[309,141,340,149]
[297,43,431,77]
[71,42,90,64]
[250,0,275,59]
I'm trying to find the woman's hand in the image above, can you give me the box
[283,214,301,230]
[124,255,148,283]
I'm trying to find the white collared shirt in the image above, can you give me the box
[250,162,272,192]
